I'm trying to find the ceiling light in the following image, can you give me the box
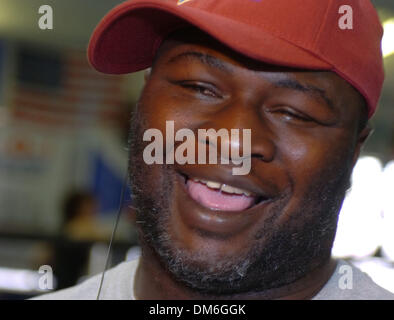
[382,19,394,58]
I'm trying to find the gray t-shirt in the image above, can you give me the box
[32,259,394,300]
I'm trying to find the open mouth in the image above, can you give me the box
[182,175,269,212]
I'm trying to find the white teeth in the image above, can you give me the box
[220,184,241,194]
[206,181,221,189]
[192,178,252,196]
[221,184,251,196]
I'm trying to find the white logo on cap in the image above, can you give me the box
[177,0,194,5]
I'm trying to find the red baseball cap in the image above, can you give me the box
[88,0,384,118]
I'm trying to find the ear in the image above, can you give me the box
[144,68,152,83]
[351,125,372,168]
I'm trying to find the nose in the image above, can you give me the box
[200,98,276,164]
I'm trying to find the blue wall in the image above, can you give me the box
[92,152,131,216]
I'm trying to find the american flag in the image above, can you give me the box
[11,47,127,128]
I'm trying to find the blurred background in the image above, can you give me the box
[0,0,392,299]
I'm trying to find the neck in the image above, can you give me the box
[134,245,337,300]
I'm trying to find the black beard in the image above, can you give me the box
[128,106,353,296]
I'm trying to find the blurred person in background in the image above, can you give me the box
[62,191,107,242]
[52,191,108,290]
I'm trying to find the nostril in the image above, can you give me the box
[252,153,265,161]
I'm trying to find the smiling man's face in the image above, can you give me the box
[128,28,369,296]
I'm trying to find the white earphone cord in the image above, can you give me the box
[96,172,129,300]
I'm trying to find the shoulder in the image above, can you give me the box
[31,258,139,300]
[313,259,394,300]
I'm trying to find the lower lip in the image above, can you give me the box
[175,174,273,236]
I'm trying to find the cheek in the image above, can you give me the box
[272,131,355,227]
[277,130,355,184]
[140,87,204,133]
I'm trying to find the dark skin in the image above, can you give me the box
[130,28,371,300]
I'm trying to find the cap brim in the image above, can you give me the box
[88,0,331,74]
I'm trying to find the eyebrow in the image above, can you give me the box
[167,51,334,109]
[271,78,335,110]
[167,51,233,74]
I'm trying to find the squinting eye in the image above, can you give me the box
[180,82,220,98]
[277,109,313,122]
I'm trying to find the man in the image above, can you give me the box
[36,0,394,299]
